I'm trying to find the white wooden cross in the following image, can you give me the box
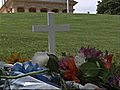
[32,12,70,54]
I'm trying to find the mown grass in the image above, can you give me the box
[0,13,120,64]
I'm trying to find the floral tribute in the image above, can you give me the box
[7,52,29,64]
[0,47,120,89]
[58,47,120,89]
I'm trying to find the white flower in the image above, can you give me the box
[32,52,49,67]
[75,52,86,67]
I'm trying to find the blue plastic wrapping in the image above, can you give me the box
[11,61,60,88]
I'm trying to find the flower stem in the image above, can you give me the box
[1,69,48,79]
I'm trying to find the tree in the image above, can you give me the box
[97,0,120,15]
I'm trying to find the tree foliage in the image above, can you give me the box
[97,0,120,15]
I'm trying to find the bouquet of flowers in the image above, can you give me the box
[58,47,120,89]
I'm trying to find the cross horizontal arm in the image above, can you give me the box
[32,25,50,32]
[53,24,70,32]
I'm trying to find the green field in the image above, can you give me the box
[0,13,120,62]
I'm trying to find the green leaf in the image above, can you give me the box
[98,69,110,83]
[0,69,3,79]
[80,62,101,77]
[47,54,59,73]
[86,57,104,68]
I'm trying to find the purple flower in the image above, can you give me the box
[79,47,103,58]
[108,75,120,87]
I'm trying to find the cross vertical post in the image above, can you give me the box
[48,13,55,54]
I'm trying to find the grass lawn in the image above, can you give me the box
[0,13,120,64]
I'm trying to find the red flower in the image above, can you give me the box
[103,54,113,69]
[59,56,80,83]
